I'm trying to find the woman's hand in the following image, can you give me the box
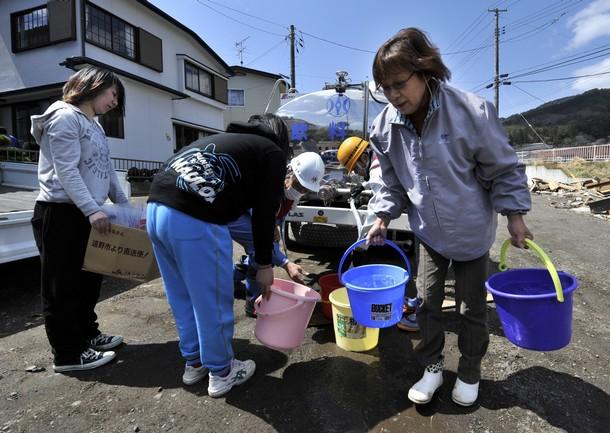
[284,261,308,284]
[89,211,110,235]
[366,217,389,246]
[256,266,274,300]
[507,214,533,248]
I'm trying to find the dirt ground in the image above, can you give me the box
[1,193,609,433]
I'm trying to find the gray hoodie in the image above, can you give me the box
[31,101,127,217]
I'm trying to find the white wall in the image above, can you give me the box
[108,78,174,162]
[0,0,81,91]
[225,74,283,127]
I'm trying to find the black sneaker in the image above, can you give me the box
[53,348,115,372]
[90,333,123,350]
[244,298,257,318]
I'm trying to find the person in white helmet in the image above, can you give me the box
[229,151,325,317]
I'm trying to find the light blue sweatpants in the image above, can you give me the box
[146,202,234,373]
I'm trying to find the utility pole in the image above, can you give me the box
[235,36,250,66]
[289,25,296,90]
[489,8,507,112]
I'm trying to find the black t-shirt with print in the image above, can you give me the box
[148,123,286,265]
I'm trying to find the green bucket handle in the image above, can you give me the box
[499,238,564,302]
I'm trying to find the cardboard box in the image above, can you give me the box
[83,223,160,283]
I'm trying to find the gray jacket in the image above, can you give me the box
[369,83,530,261]
[31,101,127,217]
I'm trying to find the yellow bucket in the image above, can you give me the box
[329,287,379,352]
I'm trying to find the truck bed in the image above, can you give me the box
[0,186,38,263]
[0,186,38,213]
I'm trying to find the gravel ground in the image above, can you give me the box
[1,193,608,433]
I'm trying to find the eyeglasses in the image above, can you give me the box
[378,71,416,94]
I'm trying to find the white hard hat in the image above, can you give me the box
[290,152,325,192]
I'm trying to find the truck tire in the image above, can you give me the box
[287,222,358,248]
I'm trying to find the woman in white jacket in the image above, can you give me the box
[30,66,127,373]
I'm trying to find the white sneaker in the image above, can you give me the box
[53,348,115,372]
[182,364,208,386]
[408,360,444,404]
[207,359,256,398]
[451,378,479,406]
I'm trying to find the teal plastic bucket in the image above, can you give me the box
[338,239,412,328]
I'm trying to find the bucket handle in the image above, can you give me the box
[254,298,305,317]
[338,239,412,284]
[499,238,564,302]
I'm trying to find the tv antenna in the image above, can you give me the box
[235,36,250,66]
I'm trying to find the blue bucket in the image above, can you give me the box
[486,239,579,351]
[338,239,412,328]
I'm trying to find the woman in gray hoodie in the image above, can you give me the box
[30,66,127,372]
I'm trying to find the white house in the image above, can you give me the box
[0,0,233,165]
[225,65,288,128]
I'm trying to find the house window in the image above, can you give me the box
[174,124,214,152]
[11,6,50,51]
[14,99,57,150]
[85,3,136,60]
[99,109,124,139]
[228,89,245,106]
[184,62,213,97]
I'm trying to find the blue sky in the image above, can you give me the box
[149,0,610,118]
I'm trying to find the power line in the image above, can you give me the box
[511,70,610,83]
[199,0,287,29]
[246,38,287,67]
[470,45,610,93]
[299,31,375,54]
[194,0,286,37]
[510,84,547,103]
[195,0,375,54]
[504,0,582,32]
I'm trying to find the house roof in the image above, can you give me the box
[230,66,288,81]
[135,0,232,76]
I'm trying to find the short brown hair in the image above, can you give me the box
[62,66,125,112]
[373,28,451,88]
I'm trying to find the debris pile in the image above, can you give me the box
[529,177,610,219]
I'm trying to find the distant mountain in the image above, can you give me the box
[501,88,610,148]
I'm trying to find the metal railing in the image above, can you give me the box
[517,144,610,163]
[111,157,164,171]
[0,149,164,172]
[0,148,39,164]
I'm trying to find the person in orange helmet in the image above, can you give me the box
[338,136,419,332]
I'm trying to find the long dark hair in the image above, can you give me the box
[63,66,125,112]
[248,113,289,156]
[373,28,451,87]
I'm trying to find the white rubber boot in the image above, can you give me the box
[451,378,479,406]
[408,360,443,404]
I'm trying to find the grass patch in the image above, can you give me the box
[534,158,610,179]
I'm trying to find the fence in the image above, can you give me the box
[111,157,164,171]
[0,148,164,171]
[517,144,610,164]
[0,148,39,164]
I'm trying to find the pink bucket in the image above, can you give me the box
[254,279,320,351]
